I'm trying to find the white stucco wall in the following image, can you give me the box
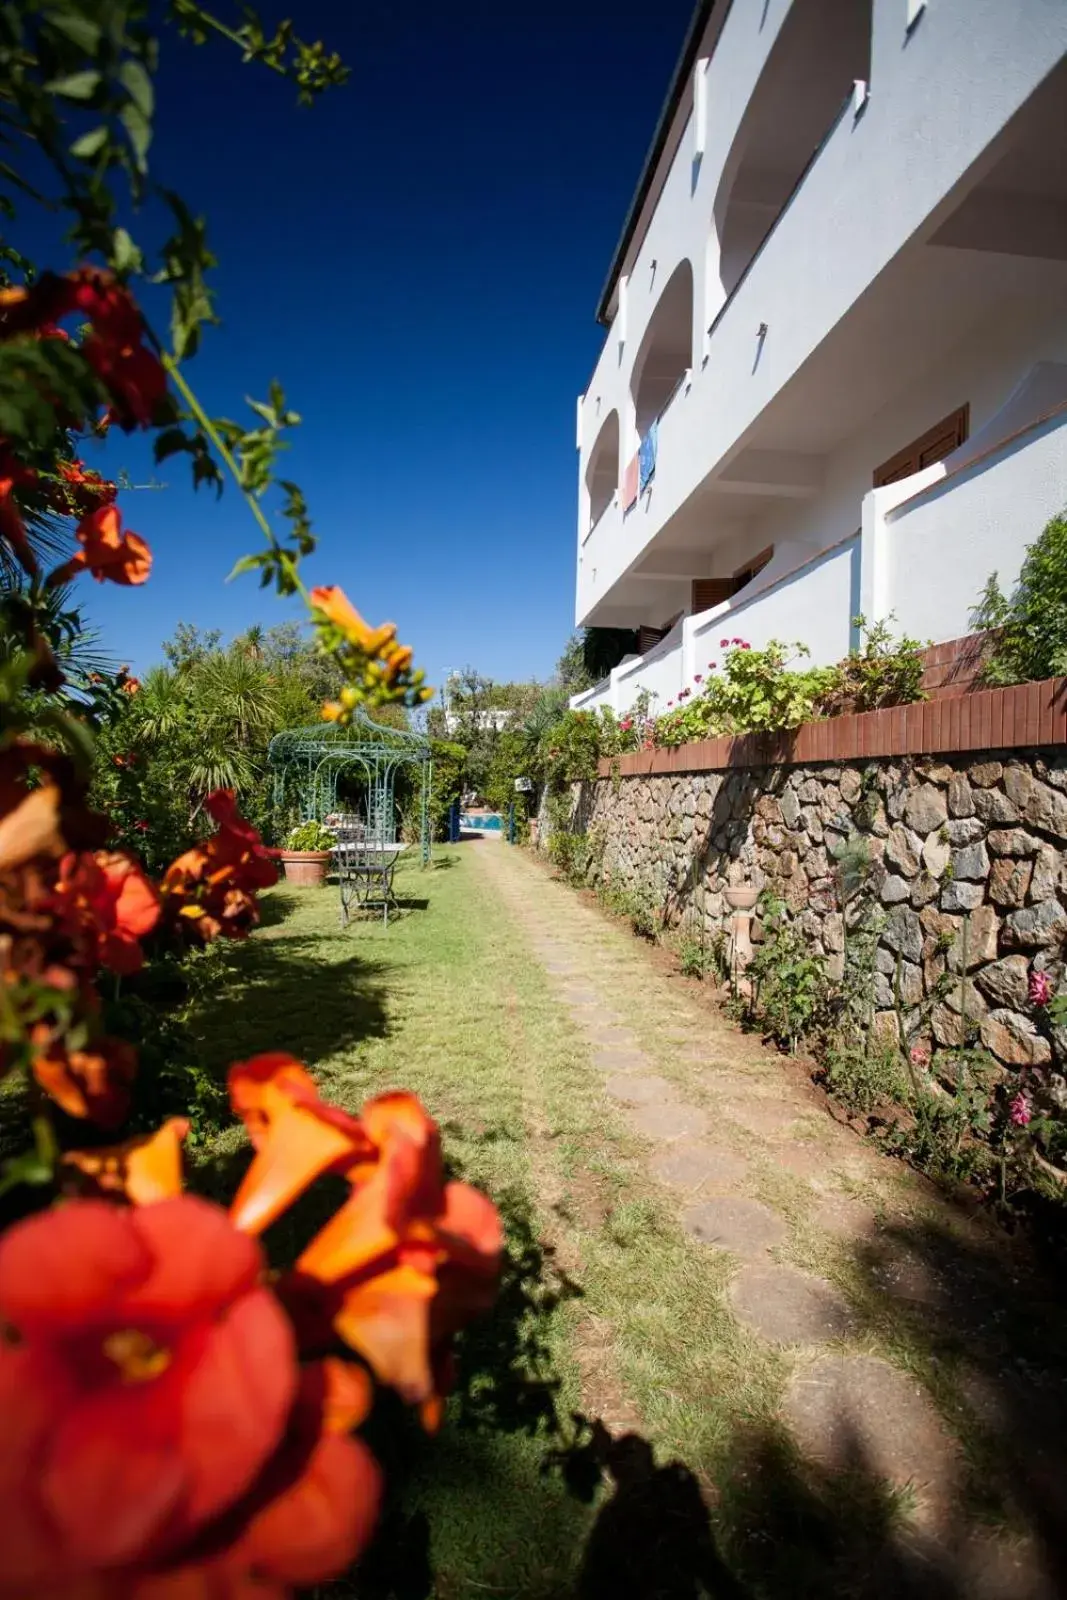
[575,0,1067,627]
[882,408,1067,643]
[571,404,1067,717]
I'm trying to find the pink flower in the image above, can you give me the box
[620,718,633,731]
[909,1045,930,1069]
[693,674,703,685]
[719,638,730,648]
[667,700,673,708]
[1009,1092,1033,1128]
[1029,969,1053,1008]
[707,662,717,672]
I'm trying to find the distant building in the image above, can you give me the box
[573,0,1067,712]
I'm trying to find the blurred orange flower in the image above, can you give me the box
[309,585,397,656]
[229,1052,374,1235]
[274,1084,501,1417]
[50,850,160,976]
[160,789,277,944]
[52,460,118,518]
[74,505,152,585]
[31,1033,137,1128]
[61,1118,190,1206]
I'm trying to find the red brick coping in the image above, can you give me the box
[599,662,1067,779]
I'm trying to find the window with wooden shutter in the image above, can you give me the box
[691,578,735,615]
[874,404,969,487]
[731,546,774,596]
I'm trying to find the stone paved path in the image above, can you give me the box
[472,837,1067,1600]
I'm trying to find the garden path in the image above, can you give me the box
[472,836,1067,1600]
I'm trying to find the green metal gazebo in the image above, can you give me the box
[267,711,433,866]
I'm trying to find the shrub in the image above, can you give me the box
[284,819,336,851]
[745,892,831,1053]
[654,639,838,748]
[819,615,926,715]
[972,510,1067,684]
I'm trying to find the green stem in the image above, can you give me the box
[177,7,292,82]
[160,354,309,602]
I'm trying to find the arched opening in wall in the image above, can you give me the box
[712,0,872,309]
[631,260,694,437]
[585,409,619,530]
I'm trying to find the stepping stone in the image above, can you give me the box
[730,1263,854,1344]
[560,986,601,1007]
[769,1142,840,1188]
[726,1100,808,1138]
[589,1029,641,1051]
[592,1048,649,1075]
[629,1101,710,1141]
[681,1196,786,1259]
[812,1195,880,1241]
[783,1355,959,1518]
[604,1073,674,1107]
[577,1009,626,1033]
[650,1143,749,1192]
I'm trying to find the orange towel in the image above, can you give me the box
[622,451,639,512]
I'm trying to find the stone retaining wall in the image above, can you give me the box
[560,748,1067,1083]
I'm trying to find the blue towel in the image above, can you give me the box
[639,419,658,492]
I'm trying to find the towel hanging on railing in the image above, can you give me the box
[639,419,658,493]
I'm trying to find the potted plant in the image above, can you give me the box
[279,820,336,887]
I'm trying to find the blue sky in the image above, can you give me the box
[71,0,693,690]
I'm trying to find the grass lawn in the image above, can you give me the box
[186,848,600,1599]
[180,844,1064,1600]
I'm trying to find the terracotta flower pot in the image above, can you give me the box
[279,849,331,887]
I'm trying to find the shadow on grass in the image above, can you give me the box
[186,934,390,1075]
[343,1176,1067,1599]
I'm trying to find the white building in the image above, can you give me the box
[572,0,1067,715]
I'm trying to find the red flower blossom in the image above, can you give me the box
[226,1059,501,1423]
[50,460,117,519]
[0,1196,380,1591]
[1029,968,1053,1008]
[83,334,168,431]
[68,505,152,586]
[50,850,160,975]
[161,790,277,944]
[0,447,41,577]
[1009,1092,1033,1128]
[693,674,703,684]
[278,1087,502,1419]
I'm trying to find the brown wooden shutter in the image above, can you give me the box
[691,578,735,614]
[874,404,969,487]
[637,625,666,655]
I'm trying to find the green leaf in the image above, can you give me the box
[43,10,103,53]
[45,70,102,100]
[245,396,278,426]
[153,426,192,462]
[120,102,152,170]
[70,124,109,160]
[111,226,142,272]
[119,58,155,120]
[227,552,269,581]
